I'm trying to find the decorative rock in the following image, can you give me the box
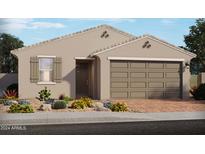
[4,100,18,106]
[94,106,111,112]
[93,102,111,111]
[39,104,52,111]
[93,102,104,108]
[102,100,112,109]
[18,99,30,105]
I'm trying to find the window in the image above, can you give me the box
[39,58,53,82]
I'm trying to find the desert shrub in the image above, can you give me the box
[0,99,7,104]
[64,96,73,102]
[190,83,205,100]
[38,87,51,101]
[110,102,128,112]
[18,99,30,105]
[8,104,34,113]
[80,97,93,107]
[3,89,17,99]
[59,94,73,103]
[7,83,18,92]
[52,100,67,109]
[71,100,85,109]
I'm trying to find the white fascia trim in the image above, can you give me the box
[108,57,185,62]
[37,55,56,58]
[74,57,95,60]
[37,82,56,85]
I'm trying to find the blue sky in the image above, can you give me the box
[0,18,196,46]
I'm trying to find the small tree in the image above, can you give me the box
[0,33,24,73]
[184,18,205,74]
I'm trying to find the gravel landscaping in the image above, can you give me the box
[1,98,205,113]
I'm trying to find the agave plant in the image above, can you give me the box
[3,90,17,99]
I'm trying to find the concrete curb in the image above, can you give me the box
[0,111,205,125]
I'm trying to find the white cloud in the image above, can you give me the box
[67,18,137,23]
[0,18,66,33]
[161,19,176,25]
[29,22,65,29]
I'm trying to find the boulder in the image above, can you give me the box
[39,104,52,111]
[93,102,111,111]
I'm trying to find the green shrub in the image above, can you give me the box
[38,87,51,101]
[80,97,93,107]
[59,94,73,103]
[190,83,205,100]
[71,100,85,109]
[110,102,128,112]
[52,100,67,109]
[8,104,34,113]
[0,99,7,104]
[64,96,73,102]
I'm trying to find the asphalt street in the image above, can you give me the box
[1,119,205,135]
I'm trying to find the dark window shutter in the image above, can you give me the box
[53,57,62,83]
[30,57,39,83]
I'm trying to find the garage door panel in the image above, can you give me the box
[148,82,164,88]
[130,92,146,98]
[111,72,128,78]
[111,78,129,82]
[164,92,180,98]
[148,91,164,99]
[111,88,129,92]
[130,62,146,68]
[111,82,128,88]
[111,92,128,98]
[166,82,180,88]
[165,72,180,78]
[130,72,146,78]
[111,68,130,72]
[111,62,128,68]
[165,63,180,69]
[148,72,164,78]
[130,82,146,88]
[130,78,147,82]
[148,63,164,68]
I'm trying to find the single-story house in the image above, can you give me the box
[11,24,196,99]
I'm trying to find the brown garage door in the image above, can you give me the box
[110,60,182,99]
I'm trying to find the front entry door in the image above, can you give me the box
[76,62,89,98]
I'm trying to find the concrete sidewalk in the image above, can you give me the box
[0,111,205,125]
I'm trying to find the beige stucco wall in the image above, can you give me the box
[13,26,132,99]
[97,37,194,99]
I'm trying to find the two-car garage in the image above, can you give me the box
[110,60,182,99]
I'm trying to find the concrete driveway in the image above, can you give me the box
[112,99,205,112]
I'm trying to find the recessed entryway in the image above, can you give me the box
[76,60,94,98]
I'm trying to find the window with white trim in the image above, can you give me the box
[39,58,54,82]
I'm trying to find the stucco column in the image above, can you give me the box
[182,61,191,99]
[100,57,110,100]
